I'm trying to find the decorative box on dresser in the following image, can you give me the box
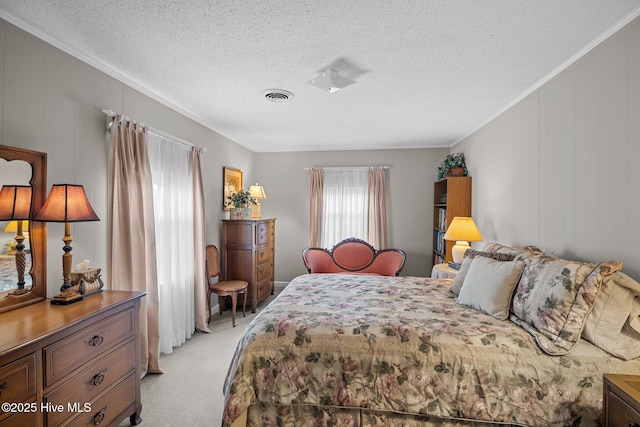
[0,291,144,427]
[221,218,275,312]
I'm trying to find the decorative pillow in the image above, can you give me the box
[508,251,622,355]
[582,272,640,360]
[450,249,515,295]
[482,242,545,258]
[457,257,525,320]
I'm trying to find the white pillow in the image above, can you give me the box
[457,256,525,320]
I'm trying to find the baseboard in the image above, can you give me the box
[274,281,289,289]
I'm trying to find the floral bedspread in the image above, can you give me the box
[223,274,640,426]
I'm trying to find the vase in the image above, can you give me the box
[448,167,465,177]
[231,208,244,220]
[230,206,252,220]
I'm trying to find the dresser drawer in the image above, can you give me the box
[65,373,136,427]
[43,308,135,387]
[256,222,274,245]
[257,279,272,301]
[0,353,36,421]
[256,245,273,264]
[257,261,273,282]
[607,390,640,426]
[45,340,136,427]
[0,402,38,427]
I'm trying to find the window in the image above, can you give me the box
[321,168,368,248]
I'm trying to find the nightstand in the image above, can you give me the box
[603,373,640,426]
[431,263,458,279]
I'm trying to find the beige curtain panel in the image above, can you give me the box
[308,167,324,247]
[368,166,388,249]
[108,116,162,375]
[191,147,211,333]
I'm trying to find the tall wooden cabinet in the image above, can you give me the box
[433,176,472,264]
[221,218,275,312]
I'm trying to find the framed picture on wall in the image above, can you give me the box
[223,167,243,210]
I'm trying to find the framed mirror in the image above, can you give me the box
[0,145,47,312]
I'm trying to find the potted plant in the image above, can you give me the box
[437,152,468,180]
[225,189,257,220]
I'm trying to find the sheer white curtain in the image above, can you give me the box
[147,132,194,353]
[321,168,369,248]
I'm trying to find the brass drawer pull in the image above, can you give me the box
[89,405,108,425]
[88,334,104,347]
[86,368,107,386]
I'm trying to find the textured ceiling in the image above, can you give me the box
[1,1,639,152]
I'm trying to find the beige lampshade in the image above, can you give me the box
[0,185,32,220]
[4,220,29,233]
[33,184,100,222]
[443,217,482,242]
[249,184,267,199]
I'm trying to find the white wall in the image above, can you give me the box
[455,16,640,280]
[0,19,254,297]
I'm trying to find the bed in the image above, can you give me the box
[222,245,640,426]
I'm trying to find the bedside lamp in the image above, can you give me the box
[443,216,482,264]
[33,184,100,304]
[0,185,32,295]
[249,183,267,219]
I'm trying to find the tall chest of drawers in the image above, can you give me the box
[0,291,144,427]
[221,218,275,312]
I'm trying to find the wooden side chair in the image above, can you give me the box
[206,244,248,327]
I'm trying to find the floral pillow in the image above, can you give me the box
[508,251,622,355]
[482,242,544,258]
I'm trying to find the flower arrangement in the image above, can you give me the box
[225,189,257,209]
[436,152,468,180]
[4,240,16,254]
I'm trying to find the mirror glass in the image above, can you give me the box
[0,158,33,295]
[0,145,46,312]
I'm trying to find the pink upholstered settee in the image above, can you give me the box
[302,238,406,276]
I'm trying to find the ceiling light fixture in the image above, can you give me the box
[307,69,356,93]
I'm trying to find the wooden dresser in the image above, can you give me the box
[0,291,144,427]
[221,218,275,312]
[603,373,640,426]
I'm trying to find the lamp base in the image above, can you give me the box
[50,293,84,305]
[451,241,471,264]
[251,204,262,219]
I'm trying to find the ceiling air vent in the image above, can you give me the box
[264,89,294,103]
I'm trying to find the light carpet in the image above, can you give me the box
[119,285,284,427]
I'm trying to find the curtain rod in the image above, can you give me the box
[103,109,206,152]
[304,166,389,170]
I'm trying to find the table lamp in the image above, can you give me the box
[249,183,267,219]
[0,185,32,294]
[33,184,99,304]
[443,216,482,264]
